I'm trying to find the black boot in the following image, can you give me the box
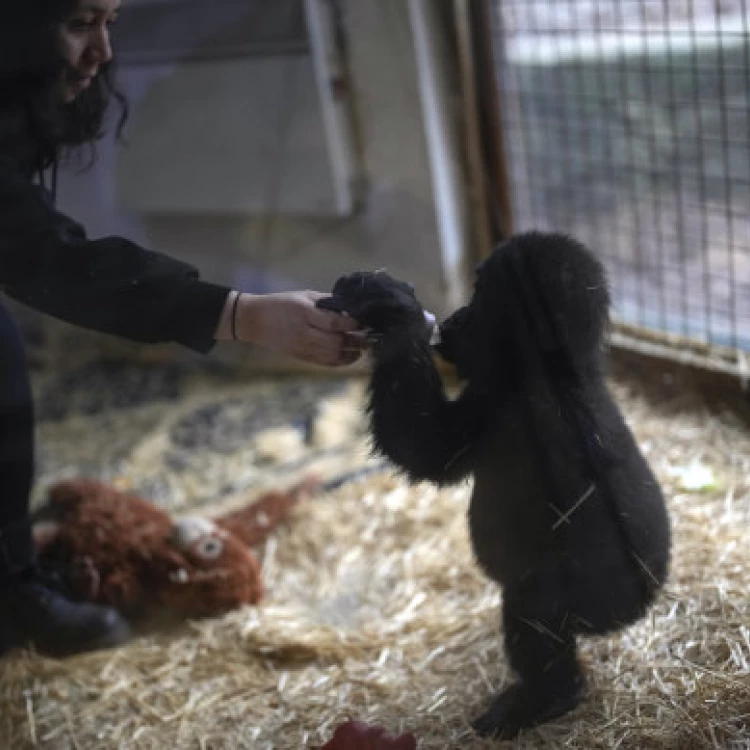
[0,520,131,658]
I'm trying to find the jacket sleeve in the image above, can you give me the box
[0,163,231,354]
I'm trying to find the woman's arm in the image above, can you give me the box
[214,290,363,366]
[0,163,227,352]
[0,163,361,364]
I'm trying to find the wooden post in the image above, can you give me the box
[454,0,494,264]
[469,0,514,247]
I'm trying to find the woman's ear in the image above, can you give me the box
[32,520,60,551]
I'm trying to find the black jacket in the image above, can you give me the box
[0,137,231,354]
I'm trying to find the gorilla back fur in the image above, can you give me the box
[319,231,671,738]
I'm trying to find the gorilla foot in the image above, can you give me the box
[471,679,585,740]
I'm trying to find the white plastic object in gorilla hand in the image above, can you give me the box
[424,310,441,345]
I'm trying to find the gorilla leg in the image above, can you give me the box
[473,575,585,739]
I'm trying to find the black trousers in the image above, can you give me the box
[0,300,35,573]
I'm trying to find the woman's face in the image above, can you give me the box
[58,0,121,102]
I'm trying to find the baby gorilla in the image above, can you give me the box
[319,231,671,739]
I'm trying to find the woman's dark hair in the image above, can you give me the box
[0,0,128,172]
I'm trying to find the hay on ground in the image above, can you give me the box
[2,373,750,749]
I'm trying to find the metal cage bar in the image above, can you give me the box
[491,0,750,371]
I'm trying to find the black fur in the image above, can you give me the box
[319,232,671,739]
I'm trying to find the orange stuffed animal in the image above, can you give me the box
[31,477,318,618]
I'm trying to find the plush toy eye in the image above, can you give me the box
[173,516,216,549]
[196,536,224,560]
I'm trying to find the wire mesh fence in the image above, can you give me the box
[491,0,750,357]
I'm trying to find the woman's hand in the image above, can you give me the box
[215,291,366,367]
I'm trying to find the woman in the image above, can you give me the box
[0,0,362,657]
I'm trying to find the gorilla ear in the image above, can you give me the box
[32,520,60,551]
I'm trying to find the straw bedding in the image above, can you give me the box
[1,352,750,749]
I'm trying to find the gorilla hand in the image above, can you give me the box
[317,271,432,343]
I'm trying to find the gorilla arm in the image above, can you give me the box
[318,270,485,485]
[367,332,485,485]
